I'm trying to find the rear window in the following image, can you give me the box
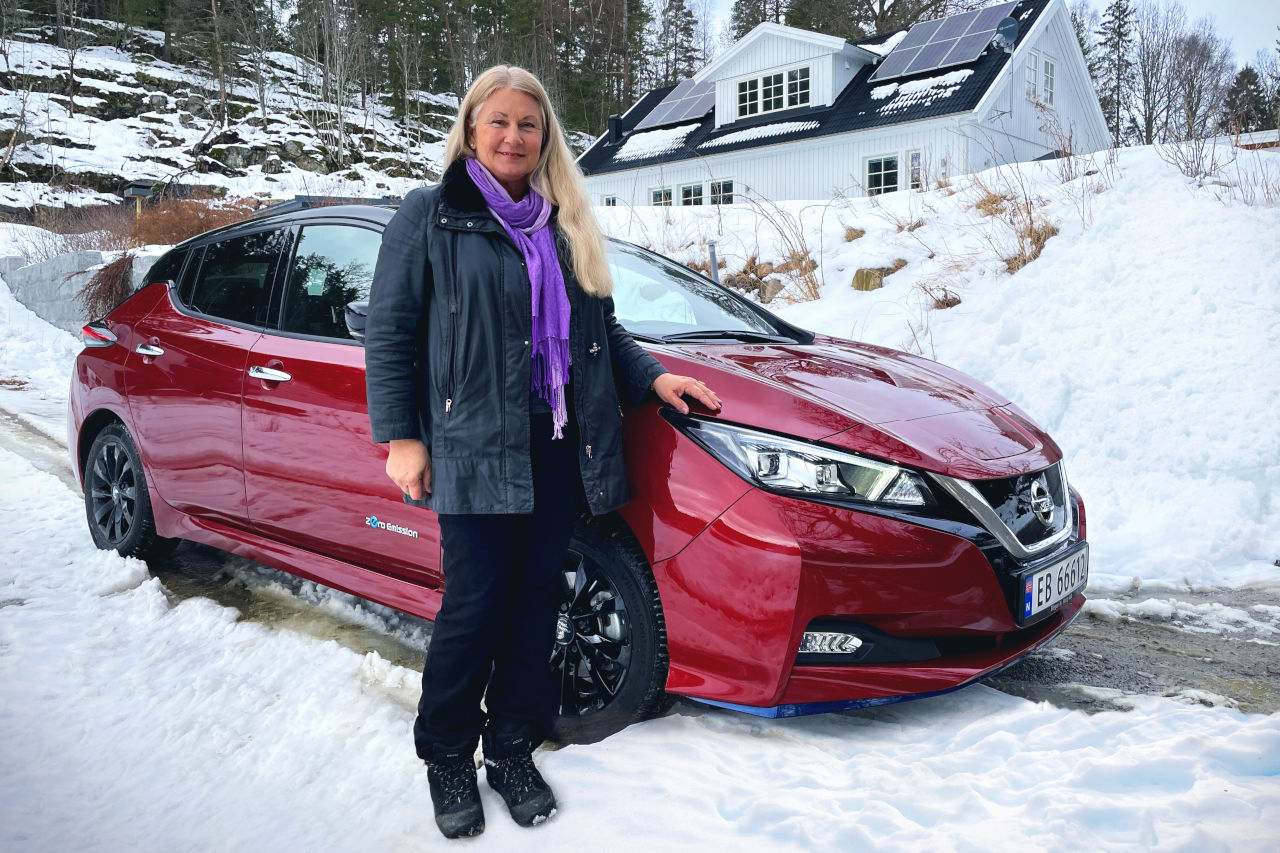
[186,229,289,326]
[143,248,187,290]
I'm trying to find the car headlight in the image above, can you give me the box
[668,415,934,506]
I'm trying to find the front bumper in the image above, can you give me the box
[653,485,1087,710]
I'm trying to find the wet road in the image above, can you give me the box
[4,405,1278,714]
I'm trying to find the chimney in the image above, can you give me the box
[607,114,622,144]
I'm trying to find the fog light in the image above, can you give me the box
[799,631,863,654]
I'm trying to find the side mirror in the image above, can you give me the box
[345,299,368,342]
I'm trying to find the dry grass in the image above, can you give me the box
[974,188,1012,217]
[77,252,136,320]
[16,197,259,263]
[0,377,29,388]
[879,258,909,276]
[844,225,865,242]
[1003,215,1059,273]
[897,218,925,233]
[131,198,258,246]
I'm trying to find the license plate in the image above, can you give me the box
[1024,545,1089,619]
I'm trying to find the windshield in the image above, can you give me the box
[606,242,784,341]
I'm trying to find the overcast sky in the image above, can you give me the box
[704,0,1277,67]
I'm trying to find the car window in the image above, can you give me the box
[187,229,288,326]
[607,242,778,338]
[279,224,380,341]
[144,248,187,288]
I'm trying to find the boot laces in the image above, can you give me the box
[491,752,544,798]
[431,757,476,806]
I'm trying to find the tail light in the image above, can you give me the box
[81,321,117,348]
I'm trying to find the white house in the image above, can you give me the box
[578,0,1107,205]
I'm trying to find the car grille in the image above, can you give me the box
[970,463,1070,549]
[926,462,1073,560]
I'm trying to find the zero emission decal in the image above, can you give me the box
[365,515,420,539]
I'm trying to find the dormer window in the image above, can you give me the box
[787,68,810,107]
[738,64,812,119]
[737,79,760,117]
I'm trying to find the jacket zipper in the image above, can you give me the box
[445,238,461,413]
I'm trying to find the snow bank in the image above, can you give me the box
[0,445,1277,851]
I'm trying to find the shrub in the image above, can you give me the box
[78,252,136,320]
[844,225,865,242]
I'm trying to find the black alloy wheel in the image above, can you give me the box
[549,516,669,745]
[84,423,176,560]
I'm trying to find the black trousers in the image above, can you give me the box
[413,410,582,763]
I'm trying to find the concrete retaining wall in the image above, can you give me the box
[1,249,167,335]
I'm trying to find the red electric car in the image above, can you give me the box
[70,204,1087,742]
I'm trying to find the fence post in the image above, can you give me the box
[707,240,720,284]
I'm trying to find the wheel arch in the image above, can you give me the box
[77,408,126,483]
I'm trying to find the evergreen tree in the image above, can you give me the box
[1222,66,1268,132]
[655,0,700,85]
[1095,0,1135,145]
[785,0,863,42]
[728,0,783,40]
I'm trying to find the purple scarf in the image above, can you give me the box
[465,157,572,439]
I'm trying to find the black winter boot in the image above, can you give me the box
[482,730,557,827]
[426,754,485,839]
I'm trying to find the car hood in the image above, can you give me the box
[655,335,1060,480]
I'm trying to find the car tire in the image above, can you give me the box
[83,423,177,561]
[549,515,669,745]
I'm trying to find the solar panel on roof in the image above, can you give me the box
[934,9,979,41]
[869,0,1018,83]
[633,78,715,131]
[905,39,958,75]
[897,17,943,50]
[872,47,920,81]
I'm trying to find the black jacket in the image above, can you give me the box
[364,159,667,515]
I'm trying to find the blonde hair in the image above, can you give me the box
[444,66,612,298]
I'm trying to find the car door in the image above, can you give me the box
[241,219,442,586]
[127,227,287,527]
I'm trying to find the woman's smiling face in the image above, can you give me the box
[469,87,544,200]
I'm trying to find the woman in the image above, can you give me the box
[364,65,721,838]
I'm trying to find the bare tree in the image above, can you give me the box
[231,0,284,123]
[1169,16,1233,139]
[1127,0,1184,144]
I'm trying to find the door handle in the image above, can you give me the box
[135,343,164,357]
[248,365,292,382]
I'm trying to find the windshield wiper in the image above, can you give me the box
[659,329,794,344]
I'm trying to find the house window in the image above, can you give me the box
[651,187,672,206]
[737,79,759,117]
[1042,58,1056,107]
[908,150,923,190]
[787,67,810,107]
[762,73,784,112]
[1025,52,1039,101]
[680,183,704,205]
[710,180,734,205]
[866,155,898,195]
[603,195,617,207]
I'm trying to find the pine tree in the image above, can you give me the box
[785,0,863,42]
[1095,0,1135,145]
[728,0,784,41]
[1222,66,1268,133]
[656,0,700,85]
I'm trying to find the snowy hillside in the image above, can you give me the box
[0,17,454,213]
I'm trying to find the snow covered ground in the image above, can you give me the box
[2,146,1279,849]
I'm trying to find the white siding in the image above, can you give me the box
[969,0,1109,170]
[584,118,969,205]
[712,33,836,80]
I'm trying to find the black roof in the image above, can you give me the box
[579,0,1048,177]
